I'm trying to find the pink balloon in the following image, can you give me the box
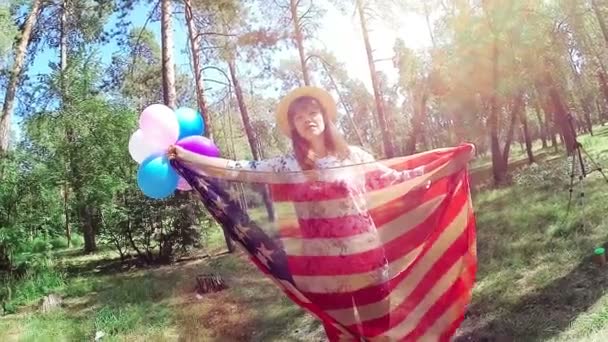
[177,177,192,191]
[139,104,179,147]
[176,136,220,157]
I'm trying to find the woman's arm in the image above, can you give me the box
[349,146,424,188]
[168,145,287,180]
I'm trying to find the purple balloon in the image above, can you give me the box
[176,136,220,157]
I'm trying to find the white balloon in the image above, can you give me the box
[128,129,166,164]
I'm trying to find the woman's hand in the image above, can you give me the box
[167,145,232,172]
[167,145,193,163]
[167,145,180,161]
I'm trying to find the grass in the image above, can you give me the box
[5,128,608,340]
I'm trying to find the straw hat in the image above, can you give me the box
[275,86,337,136]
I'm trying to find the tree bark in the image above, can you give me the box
[0,0,43,153]
[501,93,523,167]
[227,59,276,225]
[543,73,577,155]
[592,0,608,47]
[534,99,547,148]
[597,99,606,125]
[597,70,608,112]
[184,0,212,138]
[290,0,310,85]
[404,87,428,155]
[537,85,559,151]
[488,36,508,185]
[356,0,394,157]
[566,38,593,135]
[161,0,177,108]
[521,105,534,164]
[63,184,71,248]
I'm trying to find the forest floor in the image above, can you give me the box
[4,128,608,341]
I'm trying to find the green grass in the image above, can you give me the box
[455,126,608,341]
[6,128,608,341]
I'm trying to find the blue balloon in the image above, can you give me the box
[137,155,179,199]
[175,107,204,139]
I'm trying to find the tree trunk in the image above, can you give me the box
[501,93,523,167]
[544,78,577,155]
[161,0,177,108]
[63,184,71,248]
[566,39,594,135]
[597,70,608,112]
[592,0,608,47]
[184,0,212,138]
[356,0,394,158]
[404,88,428,155]
[290,0,310,85]
[534,99,547,148]
[0,0,42,153]
[80,204,96,253]
[227,59,275,225]
[521,107,535,164]
[537,86,559,151]
[488,36,508,185]
[597,99,606,125]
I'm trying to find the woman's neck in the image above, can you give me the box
[309,136,328,158]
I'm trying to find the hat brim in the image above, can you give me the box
[275,86,337,137]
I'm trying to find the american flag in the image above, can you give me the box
[172,143,477,341]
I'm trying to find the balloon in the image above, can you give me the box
[139,104,179,147]
[128,129,167,164]
[177,177,192,191]
[175,107,204,139]
[137,155,179,199]
[176,136,220,157]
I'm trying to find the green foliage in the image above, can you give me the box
[49,237,69,250]
[0,4,17,64]
[1,263,65,314]
[30,238,51,254]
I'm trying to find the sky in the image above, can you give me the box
[12,1,432,135]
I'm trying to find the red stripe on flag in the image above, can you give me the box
[299,184,468,309]
[403,274,470,341]
[286,176,467,277]
[276,175,452,239]
[354,227,471,337]
[286,193,456,276]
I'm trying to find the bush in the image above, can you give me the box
[50,237,68,250]
[31,238,52,254]
[70,234,84,248]
[0,258,65,315]
[512,158,571,189]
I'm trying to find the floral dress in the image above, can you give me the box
[227,146,424,337]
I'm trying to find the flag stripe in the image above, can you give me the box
[280,194,446,257]
[296,182,468,309]
[275,175,452,239]
[286,176,466,277]
[331,206,469,327]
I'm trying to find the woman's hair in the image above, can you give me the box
[287,96,350,170]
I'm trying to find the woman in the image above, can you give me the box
[168,86,424,340]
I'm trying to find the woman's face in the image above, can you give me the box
[291,101,326,142]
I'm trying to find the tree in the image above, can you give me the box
[161,0,176,108]
[1,0,43,154]
[355,0,395,157]
[184,0,212,137]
